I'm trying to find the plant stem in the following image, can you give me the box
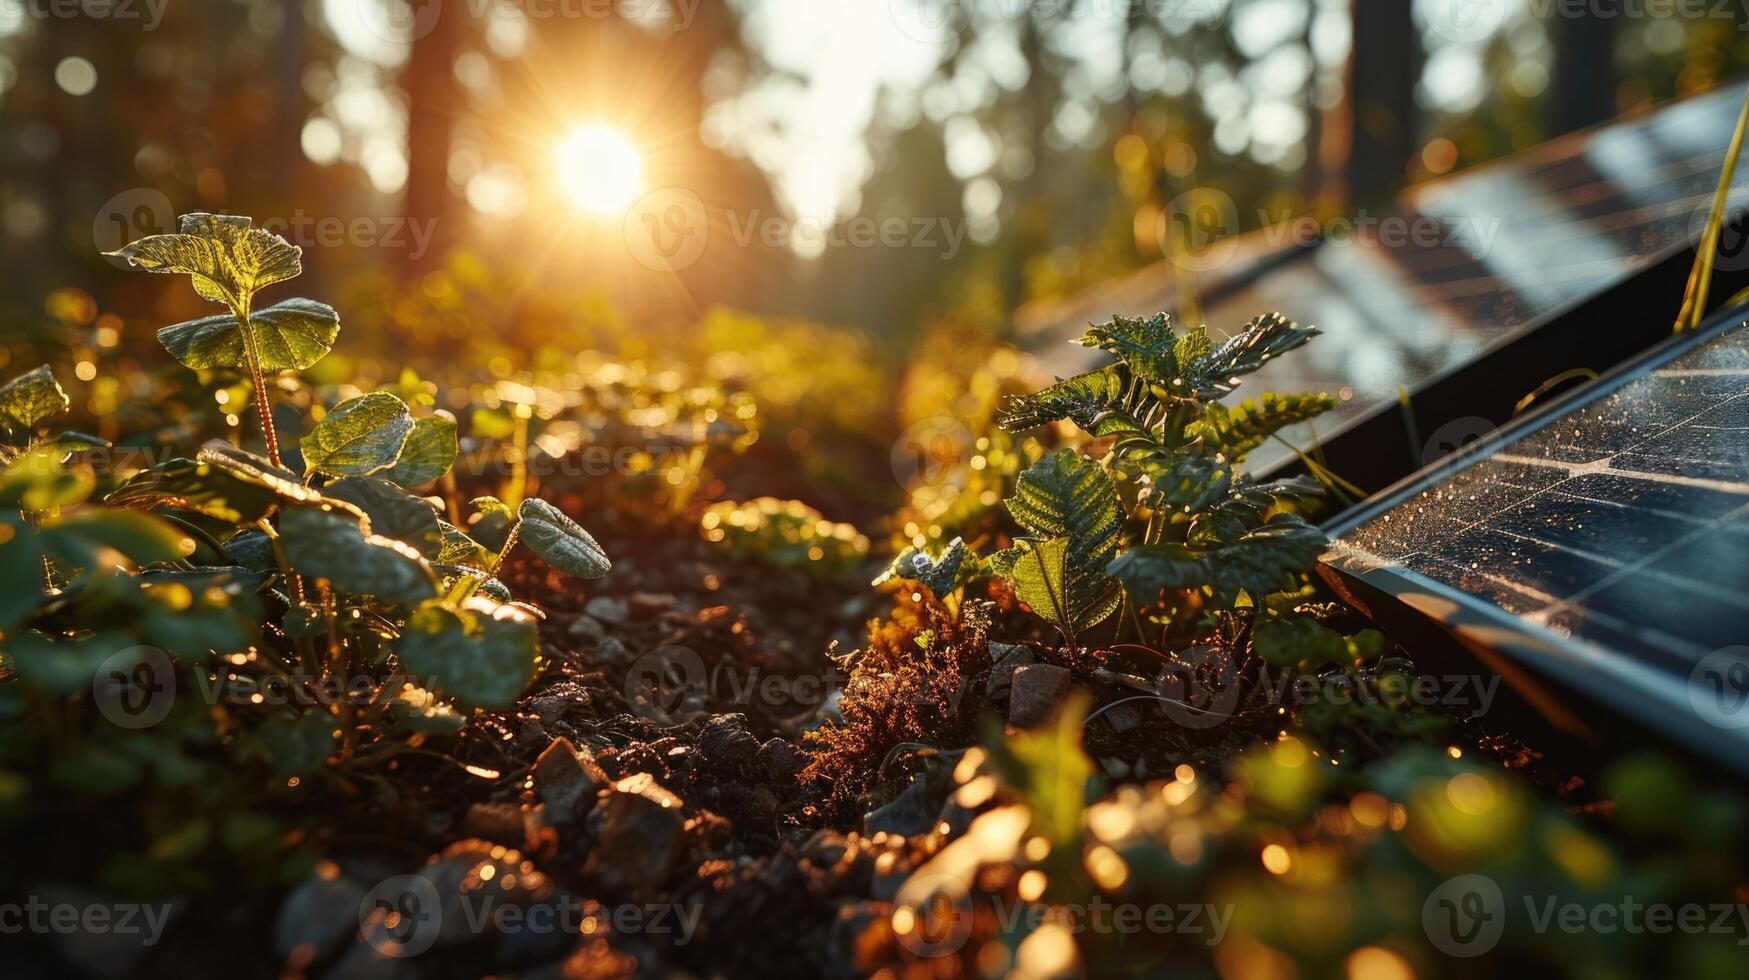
[506,409,529,507]
[1677,82,1749,333]
[489,518,522,578]
[232,301,282,467]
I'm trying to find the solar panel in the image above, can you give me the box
[1017,83,1749,498]
[1322,309,1749,771]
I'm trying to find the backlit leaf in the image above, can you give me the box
[299,392,414,479]
[395,599,540,710]
[277,502,437,604]
[323,476,442,557]
[105,457,283,524]
[0,366,69,430]
[380,414,457,488]
[157,298,339,372]
[106,213,302,310]
[516,497,610,579]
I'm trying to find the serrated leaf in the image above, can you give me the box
[1186,391,1336,461]
[157,298,339,372]
[1181,313,1320,400]
[516,497,610,579]
[395,599,539,710]
[300,392,414,479]
[1144,455,1234,514]
[0,366,69,430]
[1108,512,1326,607]
[1253,614,1348,668]
[380,414,457,488]
[876,536,975,596]
[105,457,283,524]
[998,450,1122,640]
[106,213,301,310]
[323,476,442,557]
[277,502,437,604]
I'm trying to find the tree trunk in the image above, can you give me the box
[401,1,461,276]
[1547,12,1618,135]
[1341,0,1423,206]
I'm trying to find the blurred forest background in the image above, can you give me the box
[2,0,1747,366]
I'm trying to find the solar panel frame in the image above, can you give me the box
[1321,304,1749,774]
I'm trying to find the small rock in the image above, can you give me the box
[273,864,365,963]
[532,737,608,819]
[985,642,1036,700]
[1008,663,1071,728]
[699,714,760,767]
[1102,700,1143,733]
[461,801,526,845]
[759,738,807,778]
[595,636,632,666]
[628,592,678,620]
[583,596,628,624]
[566,615,606,643]
[587,777,685,889]
[862,777,942,838]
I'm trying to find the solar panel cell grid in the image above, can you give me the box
[1333,319,1749,680]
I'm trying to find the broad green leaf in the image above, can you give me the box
[1108,512,1326,608]
[45,510,195,566]
[982,690,1094,849]
[433,562,512,604]
[250,712,337,777]
[395,599,540,710]
[385,685,465,733]
[992,536,1075,637]
[380,414,457,488]
[998,450,1122,638]
[1253,614,1349,668]
[106,213,301,310]
[222,529,276,570]
[516,497,610,579]
[323,477,442,557]
[0,449,93,512]
[277,502,437,604]
[0,366,69,430]
[105,457,283,524]
[0,517,46,630]
[157,298,339,372]
[299,392,414,479]
[6,631,134,697]
[197,442,321,503]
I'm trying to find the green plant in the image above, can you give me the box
[1,213,616,814]
[992,311,1334,646]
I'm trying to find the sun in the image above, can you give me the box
[556,125,643,215]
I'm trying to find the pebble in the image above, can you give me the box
[985,641,1036,700]
[532,736,608,820]
[583,596,628,624]
[1008,663,1071,728]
